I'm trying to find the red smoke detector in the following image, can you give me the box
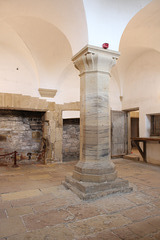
[102,43,109,49]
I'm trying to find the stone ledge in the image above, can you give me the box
[75,161,116,174]
[0,93,54,112]
[38,88,57,98]
[63,176,133,200]
[73,170,117,183]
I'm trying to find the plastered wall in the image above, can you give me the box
[122,50,160,165]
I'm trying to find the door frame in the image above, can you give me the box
[123,108,139,154]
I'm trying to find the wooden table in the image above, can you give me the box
[131,137,160,162]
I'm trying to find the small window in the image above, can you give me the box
[150,115,160,136]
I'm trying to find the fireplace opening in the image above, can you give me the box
[0,109,45,165]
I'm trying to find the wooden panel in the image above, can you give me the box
[111,111,128,157]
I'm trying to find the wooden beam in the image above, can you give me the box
[132,140,147,162]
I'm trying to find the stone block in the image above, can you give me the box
[55,141,62,161]
[43,123,48,137]
[63,176,132,200]
[38,88,57,98]
[50,120,56,129]
[63,102,80,110]
[7,206,33,217]
[4,93,12,108]
[22,208,72,231]
[12,94,22,109]
[55,104,63,112]
[45,111,54,121]
[73,170,117,183]
[50,128,55,143]
[67,214,131,237]
[37,99,48,110]
[48,102,55,111]
[1,189,42,201]
[29,97,39,110]
[0,209,7,219]
[127,219,159,237]
[0,92,4,107]
[29,174,52,180]
[0,216,26,238]
[74,161,116,175]
[56,128,62,141]
[20,95,31,109]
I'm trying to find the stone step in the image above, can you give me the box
[63,176,133,200]
[123,154,140,161]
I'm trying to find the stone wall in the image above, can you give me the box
[0,110,44,163]
[0,92,56,163]
[0,92,81,163]
[63,118,80,161]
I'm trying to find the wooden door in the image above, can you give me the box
[111,111,128,157]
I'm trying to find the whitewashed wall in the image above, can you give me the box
[122,50,160,164]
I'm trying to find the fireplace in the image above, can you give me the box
[0,110,45,164]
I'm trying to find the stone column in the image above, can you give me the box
[63,45,132,200]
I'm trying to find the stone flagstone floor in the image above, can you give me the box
[0,159,160,240]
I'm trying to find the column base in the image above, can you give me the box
[63,175,133,200]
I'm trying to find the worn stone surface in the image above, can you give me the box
[23,208,74,231]
[112,226,140,240]
[0,216,26,238]
[6,206,33,217]
[78,230,121,240]
[0,209,7,219]
[7,225,74,240]
[1,189,42,201]
[0,158,160,239]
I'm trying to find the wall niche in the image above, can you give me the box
[63,118,80,161]
[0,109,45,164]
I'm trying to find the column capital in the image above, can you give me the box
[72,45,120,76]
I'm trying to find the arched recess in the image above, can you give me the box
[0,20,39,96]
[115,0,160,164]
[116,0,159,98]
[0,16,82,104]
[0,0,89,105]
[0,0,88,55]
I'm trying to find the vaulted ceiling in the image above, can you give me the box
[0,0,155,104]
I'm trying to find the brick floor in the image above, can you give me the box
[0,159,160,239]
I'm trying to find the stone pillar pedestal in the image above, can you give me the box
[63,45,132,200]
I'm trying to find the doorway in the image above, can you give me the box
[62,110,80,162]
[128,110,139,155]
